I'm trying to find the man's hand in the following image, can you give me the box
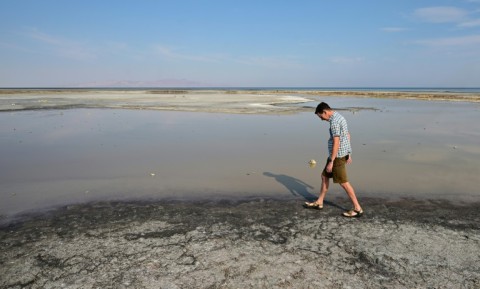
[347,155,352,165]
[326,161,334,173]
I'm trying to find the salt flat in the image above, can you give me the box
[1,88,479,114]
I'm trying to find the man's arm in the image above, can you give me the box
[347,132,352,164]
[326,136,340,172]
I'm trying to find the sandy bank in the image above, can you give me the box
[1,89,479,114]
[0,89,311,114]
[293,89,480,102]
[1,198,479,288]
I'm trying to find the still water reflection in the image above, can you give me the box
[1,97,479,216]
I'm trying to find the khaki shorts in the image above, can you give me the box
[322,156,349,184]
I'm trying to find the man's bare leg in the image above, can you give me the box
[316,174,330,205]
[340,182,362,211]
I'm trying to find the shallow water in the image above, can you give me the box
[1,97,479,216]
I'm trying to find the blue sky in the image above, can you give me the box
[1,0,480,87]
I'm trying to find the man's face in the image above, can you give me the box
[317,111,328,121]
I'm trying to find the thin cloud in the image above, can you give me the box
[415,34,480,46]
[0,41,36,54]
[152,44,302,69]
[413,6,480,28]
[26,28,96,60]
[413,6,468,23]
[458,18,480,27]
[329,57,364,64]
[381,27,408,32]
[152,44,220,62]
[233,55,302,69]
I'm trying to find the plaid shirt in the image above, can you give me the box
[328,111,352,158]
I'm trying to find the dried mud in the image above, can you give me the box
[1,198,479,288]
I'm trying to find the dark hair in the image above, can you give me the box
[315,102,331,114]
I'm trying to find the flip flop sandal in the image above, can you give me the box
[304,201,324,210]
[342,209,364,218]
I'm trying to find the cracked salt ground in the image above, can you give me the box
[1,198,479,288]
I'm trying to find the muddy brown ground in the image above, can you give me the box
[1,197,479,289]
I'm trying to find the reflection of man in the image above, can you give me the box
[304,102,363,218]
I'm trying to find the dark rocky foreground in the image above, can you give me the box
[1,197,479,289]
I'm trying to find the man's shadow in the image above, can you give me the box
[263,172,345,210]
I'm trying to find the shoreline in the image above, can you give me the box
[1,89,480,114]
[1,197,479,288]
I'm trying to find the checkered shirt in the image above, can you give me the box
[328,111,352,158]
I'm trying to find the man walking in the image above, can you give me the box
[305,102,363,217]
